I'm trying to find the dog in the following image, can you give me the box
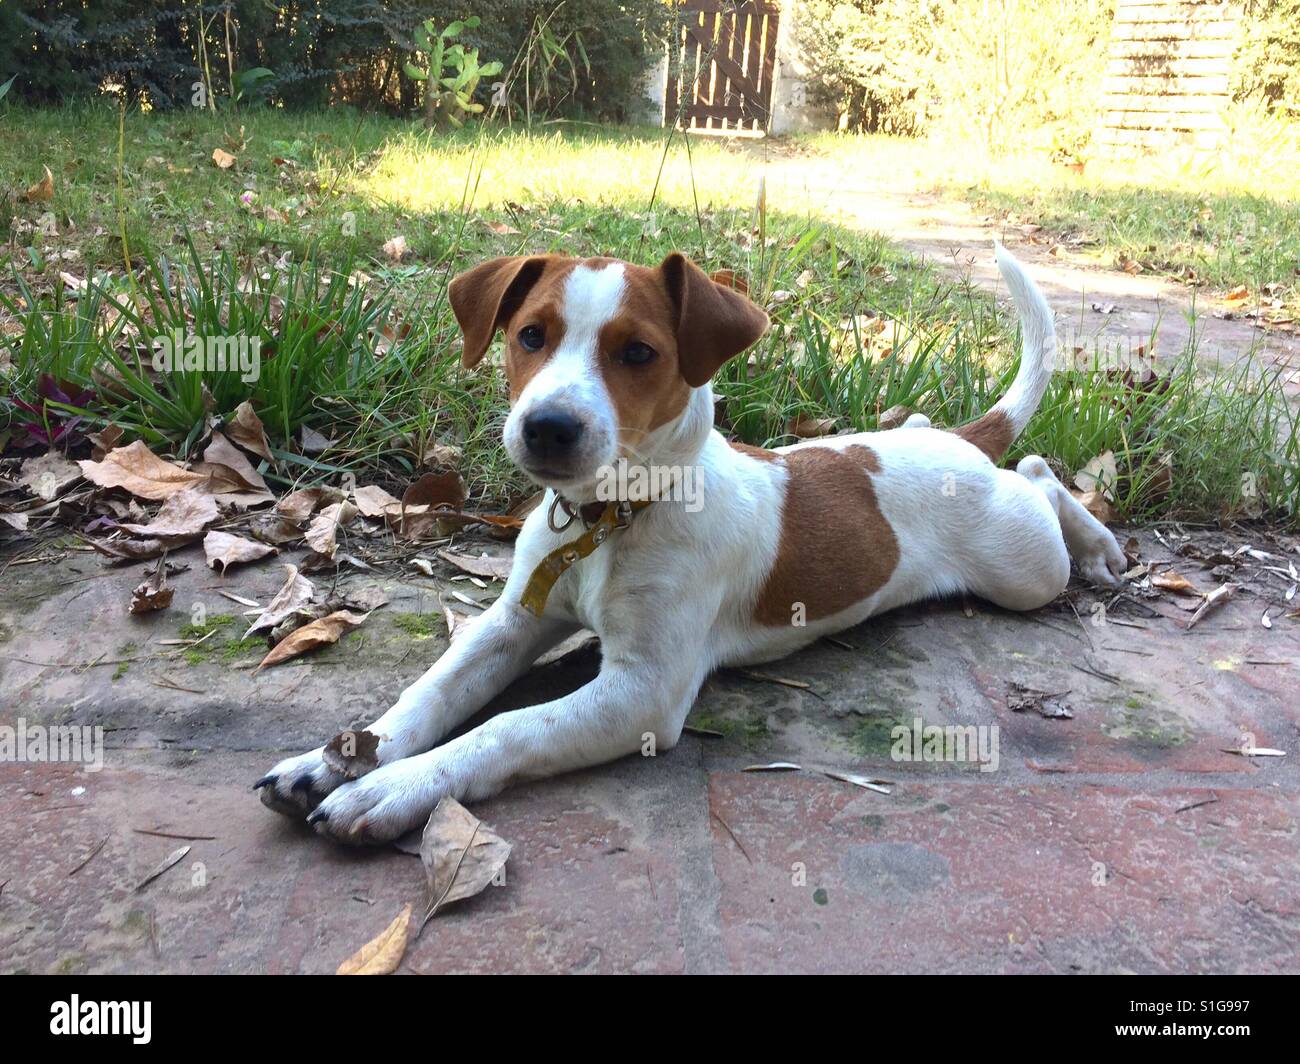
[255,243,1127,844]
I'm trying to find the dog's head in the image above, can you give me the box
[448,254,768,495]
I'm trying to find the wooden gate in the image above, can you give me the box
[666,0,780,134]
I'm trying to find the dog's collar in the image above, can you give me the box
[520,498,652,618]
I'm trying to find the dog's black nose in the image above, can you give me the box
[523,410,584,462]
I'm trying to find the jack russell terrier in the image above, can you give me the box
[256,243,1127,843]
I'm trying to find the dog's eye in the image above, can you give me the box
[621,341,656,366]
[518,325,545,351]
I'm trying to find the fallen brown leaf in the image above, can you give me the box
[119,486,220,540]
[87,425,124,461]
[21,165,54,203]
[419,796,511,930]
[195,432,274,507]
[1151,571,1200,596]
[438,548,513,582]
[1072,489,1117,525]
[254,609,368,671]
[275,486,339,523]
[381,234,408,262]
[353,484,401,518]
[323,729,381,779]
[78,440,207,501]
[130,562,175,614]
[212,148,237,170]
[19,451,82,501]
[204,529,277,573]
[245,564,316,636]
[336,904,411,976]
[305,500,358,559]
[787,414,836,438]
[224,401,273,462]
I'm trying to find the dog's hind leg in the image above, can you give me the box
[255,601,577,817]
[1015,455,1126,587]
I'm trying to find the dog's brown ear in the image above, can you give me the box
[660,253,768,387]
[448,256,550,368]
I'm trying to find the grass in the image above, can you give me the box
[1,102,1297,525]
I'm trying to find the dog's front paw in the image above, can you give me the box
[306,756,448,845]
[254,747,347,818]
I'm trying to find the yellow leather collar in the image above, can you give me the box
[520,499,652,617]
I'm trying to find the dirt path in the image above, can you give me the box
[759,153,1300,388]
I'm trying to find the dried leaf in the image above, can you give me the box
[254,609,368,671]
[119,487,220,540]
[787,414,836,438]
[19,451,82,501]
[742,762,802,772]
[225,401,272,462]
[1151,571,1200,596]
[382,234,408,262]
[323,729,381,779]
[420,796,511,928]
[195,432,274,507]
[135,844,190,891]
[305,501,358,559]
[821,770,893,794]
[1007,681,1073,718]
[88,425,124,461]
[1072,489,1117,525]
[204,530,277,573]
[90,536,170,562]
[1186,583,1235,630]
[353,484,401,518]
[299,425,333,454]
[336,904,411,976]
[130,563,175,614]
[211,148,237,170]
[21,165,54,203]
[245,564,316,637]
[1074,450,1118,499]
[275,486,339,523]
[402,471,466,512]
[79,440,206,501]
[437,548,513,583]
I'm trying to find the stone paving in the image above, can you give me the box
[2,525,1296,974]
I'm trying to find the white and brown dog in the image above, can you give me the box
[256,244,1126,843]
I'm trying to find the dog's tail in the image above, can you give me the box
[952,241,1055,463]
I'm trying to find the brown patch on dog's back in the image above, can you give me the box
[753,445,900,626]
[953,409,1014,463]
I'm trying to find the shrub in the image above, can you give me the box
[0,0,667,122]
[1233,0,1300,114]
[795,0,1117,151]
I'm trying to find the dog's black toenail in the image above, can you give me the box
[253,775,276,791]
[290,775,315,794]
[306,809,328,825]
